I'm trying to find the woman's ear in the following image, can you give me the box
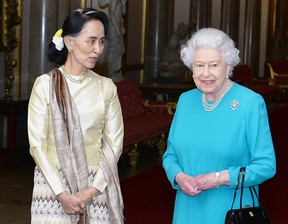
[64,36,73,52]
[226,65,232,78]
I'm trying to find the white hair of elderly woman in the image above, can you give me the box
[180,27,241,77]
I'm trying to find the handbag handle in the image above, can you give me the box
[230,167,245,209]
[230,167,261,210]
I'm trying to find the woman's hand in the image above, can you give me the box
[194,170,230,191]
[175,172,202,196]
[194,173,216,190]
[75,187,100,206]
[56,191,86,215]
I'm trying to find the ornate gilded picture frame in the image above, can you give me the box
[1,0,22,99]
[0,0,5,51]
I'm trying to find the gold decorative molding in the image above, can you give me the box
[81,0,87,8]
[1,0,22,99]
[140,0,147,84]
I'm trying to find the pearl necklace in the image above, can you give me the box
[62,66,88,84]
[202,81,232,112]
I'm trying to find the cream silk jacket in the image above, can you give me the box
[28,67,124,196]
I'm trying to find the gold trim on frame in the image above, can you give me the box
[271,0,277,35]
[140,0,147,84]
[0,1,6,51]
[81,0,87,8]
[1,0,22,99]
[15,0,22,99]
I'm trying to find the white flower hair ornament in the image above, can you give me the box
[52,29,64,51]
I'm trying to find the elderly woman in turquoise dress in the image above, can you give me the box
[162,28,276,224]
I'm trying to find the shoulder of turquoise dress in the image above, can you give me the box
[231,82,264,103]
[232,82,260,96]
[227,83,266,115]
[179,87,201,101]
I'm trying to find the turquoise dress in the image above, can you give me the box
[162,83,276,224]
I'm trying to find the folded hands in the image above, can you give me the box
[175,171,229,197]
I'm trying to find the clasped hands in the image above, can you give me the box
[175,172,217,196]
[57,186,99,215]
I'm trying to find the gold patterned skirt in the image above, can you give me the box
[31,166,110,224]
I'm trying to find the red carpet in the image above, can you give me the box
[121,165,175,224]
[121,106,288,224]
[260,105,288,224]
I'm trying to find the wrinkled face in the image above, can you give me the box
[192,47,229,100]
[66,20,105,70]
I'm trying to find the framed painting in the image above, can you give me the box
[0,0,22,99]
[0,0,5,51]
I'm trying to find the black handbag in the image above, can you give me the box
[225,167,272,224]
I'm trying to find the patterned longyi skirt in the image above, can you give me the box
[31,166,110,224]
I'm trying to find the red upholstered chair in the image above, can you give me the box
[115,79,174,166]
[231,64,280,102]
[267,59,288,90]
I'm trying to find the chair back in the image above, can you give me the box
[115,80,145,120]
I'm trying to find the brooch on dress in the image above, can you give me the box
[230,100,240,110]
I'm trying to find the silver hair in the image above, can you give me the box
[180,28,241,77]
